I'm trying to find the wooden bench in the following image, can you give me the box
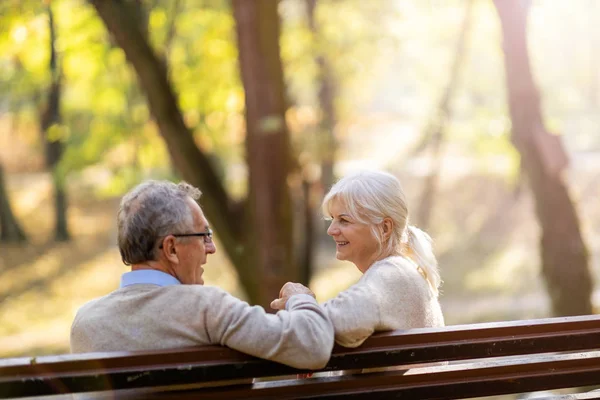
[2,315,600,399]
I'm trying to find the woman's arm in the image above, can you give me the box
[322,281,381,348]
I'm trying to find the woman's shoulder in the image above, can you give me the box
[368,256,416,274]
[365,256,427,287]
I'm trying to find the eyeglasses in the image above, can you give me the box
[159,229,213,248]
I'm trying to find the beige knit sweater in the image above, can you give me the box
[323,256,444,348]
[70,285,334,369]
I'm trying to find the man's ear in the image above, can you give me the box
[161,235,180,264]
[382,218,394,241]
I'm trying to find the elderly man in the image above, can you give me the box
[70,180,333,370]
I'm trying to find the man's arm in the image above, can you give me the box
[204,286,334,370]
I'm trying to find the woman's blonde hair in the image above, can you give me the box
[322,170,441,295]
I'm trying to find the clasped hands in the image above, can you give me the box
[269,282,315,310]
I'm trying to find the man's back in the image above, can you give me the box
[71,284,334,369]
[72,181,333,370]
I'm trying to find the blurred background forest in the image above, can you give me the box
[1,0,599,362]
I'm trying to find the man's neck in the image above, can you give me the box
[131,261,173,276]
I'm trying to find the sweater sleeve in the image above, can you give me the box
[321,279,381,348]
[203,289,334,369]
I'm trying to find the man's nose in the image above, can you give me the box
[206,241,216,254]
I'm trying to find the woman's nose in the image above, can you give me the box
[327,222,338,236]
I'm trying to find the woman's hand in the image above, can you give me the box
[270,282,315,310]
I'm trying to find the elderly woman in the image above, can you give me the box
[272,169,444,348]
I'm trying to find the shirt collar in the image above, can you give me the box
[120,270,181,288]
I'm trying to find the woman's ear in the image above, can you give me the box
[382,218,394,241]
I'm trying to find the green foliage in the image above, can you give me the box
[164,3,243,165]
[3,0,593,199]
[0,0,242,194]
[280,0,401,114]
[46,123,69,142]
[279,0,403,172]
[4,0,487,198]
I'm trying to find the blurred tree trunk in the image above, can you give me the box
[40,3,70,242]
[416,0,473,230]
[231,0,299,304]
[0,163,27,243]
[306,0,337,192]
[91,0,301,307]
[129,0,149,38]
[124,0,149,173]
[494,0,593,316]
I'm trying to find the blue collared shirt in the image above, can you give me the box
[120,270,181,288]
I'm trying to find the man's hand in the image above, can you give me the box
[270,282,315,310]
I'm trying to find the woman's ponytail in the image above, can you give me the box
[404,225,441,296]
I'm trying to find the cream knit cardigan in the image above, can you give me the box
[323,256,445,348]
[70,285,334,369]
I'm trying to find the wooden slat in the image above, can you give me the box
[4,315,600,370]
[1,315,600,398]
[531,393,600,400]
[118,352,600,399]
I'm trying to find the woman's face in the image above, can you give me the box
[326,200,380,273]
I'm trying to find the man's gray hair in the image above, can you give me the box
[117,180,202,265]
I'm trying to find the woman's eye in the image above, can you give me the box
[340,219,349,224]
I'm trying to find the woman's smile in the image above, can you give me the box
[327,200,380,273]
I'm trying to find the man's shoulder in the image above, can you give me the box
[73,285,244,328]
[126,283,232,299]
[161,284,230,298]
[75,285,225,311]
[75,292,111,314]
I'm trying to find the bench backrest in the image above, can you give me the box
[1,314,600,399]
